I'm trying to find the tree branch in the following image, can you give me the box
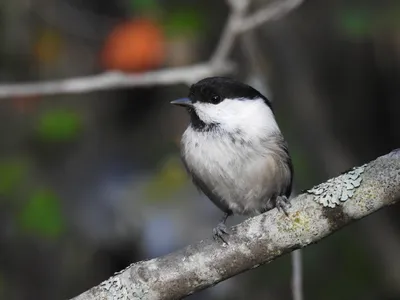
[71,149,400,300]
[238,0,304,32]
[0,63,234,98]
[0,0,303,99]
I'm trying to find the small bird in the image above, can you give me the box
[171,77,293,242]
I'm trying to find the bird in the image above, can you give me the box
[171,77,293,242]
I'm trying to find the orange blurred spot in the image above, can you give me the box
[101,18,165,72]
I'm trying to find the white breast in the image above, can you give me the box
[181,126,289,215]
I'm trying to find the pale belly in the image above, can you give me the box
[182,129,285,215]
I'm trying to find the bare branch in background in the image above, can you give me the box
[0,0,303,99]
[291,250,303,300]
[71,150,400,300]
[0,63,234,98]
[238,0,304,32]
[210,0,249,63]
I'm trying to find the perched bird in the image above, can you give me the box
[171,77,293,242]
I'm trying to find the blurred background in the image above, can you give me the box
[0,0,399,299]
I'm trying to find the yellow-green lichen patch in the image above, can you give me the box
[275,210,311,236]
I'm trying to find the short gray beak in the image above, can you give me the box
[170,98,193,107]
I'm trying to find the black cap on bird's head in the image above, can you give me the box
[171,77,272,109]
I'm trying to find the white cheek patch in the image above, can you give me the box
[193,98,279,136]
[193,102,221,125]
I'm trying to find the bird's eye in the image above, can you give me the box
[211,95,221,104]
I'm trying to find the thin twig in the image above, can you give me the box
[292,250,303,300]
[211,0,249,63]
[238,0,304,32]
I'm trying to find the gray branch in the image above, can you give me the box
[0,63,234,98]
[71,149,400,300]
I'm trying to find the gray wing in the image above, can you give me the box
[180,154,231,214]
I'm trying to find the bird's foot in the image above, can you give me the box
[276,195,291,216]
[213,222,229,244]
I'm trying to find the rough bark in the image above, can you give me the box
[72,149,400,300]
